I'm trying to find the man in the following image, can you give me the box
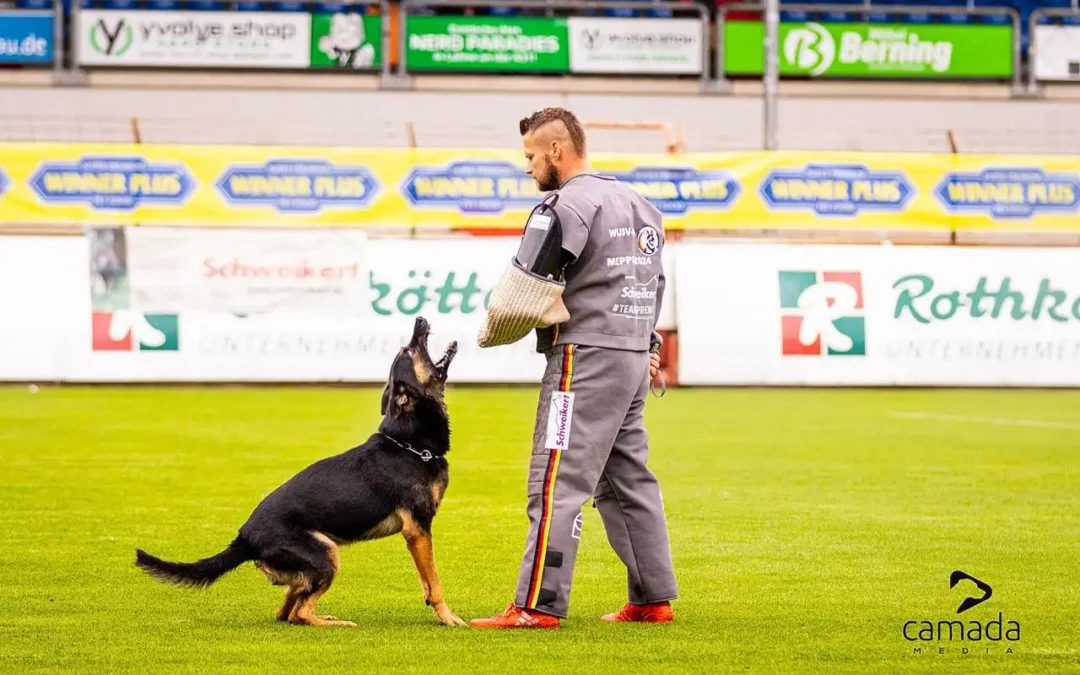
[471,108,678,629]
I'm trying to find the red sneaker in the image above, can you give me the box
[601,601,674,623]
[470,604,561,629]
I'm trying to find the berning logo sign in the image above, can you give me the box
[783,22,834,75]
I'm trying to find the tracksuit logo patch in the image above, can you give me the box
[546,391,575,450]
[779,270,866,356]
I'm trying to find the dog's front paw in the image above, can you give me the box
[436,606,467,627]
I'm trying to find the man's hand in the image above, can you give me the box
[649,351,661,379]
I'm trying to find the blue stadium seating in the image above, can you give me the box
[146,0,181,8]
[188,0,227,8]
[15,0,53,10]
[103,0,137,8]
[235,1,268,9]
[314,1,350,11]
[272,0,307,10]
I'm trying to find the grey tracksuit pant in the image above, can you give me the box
[513,344,678,618]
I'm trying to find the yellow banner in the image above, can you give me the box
[1,143,1078,231]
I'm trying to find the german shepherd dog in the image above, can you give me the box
[134,317,466,627]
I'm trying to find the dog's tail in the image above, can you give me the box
[135,538,252,589]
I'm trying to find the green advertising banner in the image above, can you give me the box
[724,21,1013,78]
[405,16,569,72]
[310,13,382,69]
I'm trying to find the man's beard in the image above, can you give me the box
[535,159,561,192]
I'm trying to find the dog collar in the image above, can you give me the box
[379,433,442,463]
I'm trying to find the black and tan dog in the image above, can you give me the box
[134,317,466,627]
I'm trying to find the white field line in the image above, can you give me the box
[891,412,1080,431]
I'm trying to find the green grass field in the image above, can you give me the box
[1,386,1078,674]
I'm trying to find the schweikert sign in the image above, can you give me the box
[723,21,1013,78]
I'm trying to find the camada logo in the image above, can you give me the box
[89,18,132,56]
[779,270,865,356]
[783,22,834,75]
[904,571,1020,655]
[92,311,179,351]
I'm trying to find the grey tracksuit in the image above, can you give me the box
[512,173,678,618]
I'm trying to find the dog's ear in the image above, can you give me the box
[382,376,421,417]
[380,381,391,416]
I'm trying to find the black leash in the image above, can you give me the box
[379,433,442,463]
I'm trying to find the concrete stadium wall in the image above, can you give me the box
[3,84,1080,154]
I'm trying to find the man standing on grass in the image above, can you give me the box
[471,107,678,629]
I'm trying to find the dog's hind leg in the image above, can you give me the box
[287,532,355,628]
[277,583,306,622]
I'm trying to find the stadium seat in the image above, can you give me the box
[236,0,268,9]
[820,10,854,21]
[487,5,516,15]
[15,0,52,9]
[781,10,811,21]
[942,11,971,23]
[902,10,933,22]
[867,11,893,22]
[1063,15,1080,25]
[103,0,137,8]
[315,1,349,11]
[79,0,99,9]
[188,0,226,8]
[273,0,306,10]
[147,0,181,8]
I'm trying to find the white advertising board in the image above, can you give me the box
[77,10,311,68]
[568,17,704,74]
[676,242,1080,387]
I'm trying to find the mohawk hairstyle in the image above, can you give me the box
[519,107,587,156]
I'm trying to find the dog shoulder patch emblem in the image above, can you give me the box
[546,391,575,450]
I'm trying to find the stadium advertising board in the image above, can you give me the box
[723,21,1013,79]
[309,12,382,69]
[3,143,1080,232]
[0,230,674,383]
[77,10,312,68]
[0,236,85,381]
[404,16,570,73]
[1033,25,1080,81]
[567,17,704,75]
[119,228,371,316]
[0,12,54,65]
[77,232,547,382]
[676,242,1080,387]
